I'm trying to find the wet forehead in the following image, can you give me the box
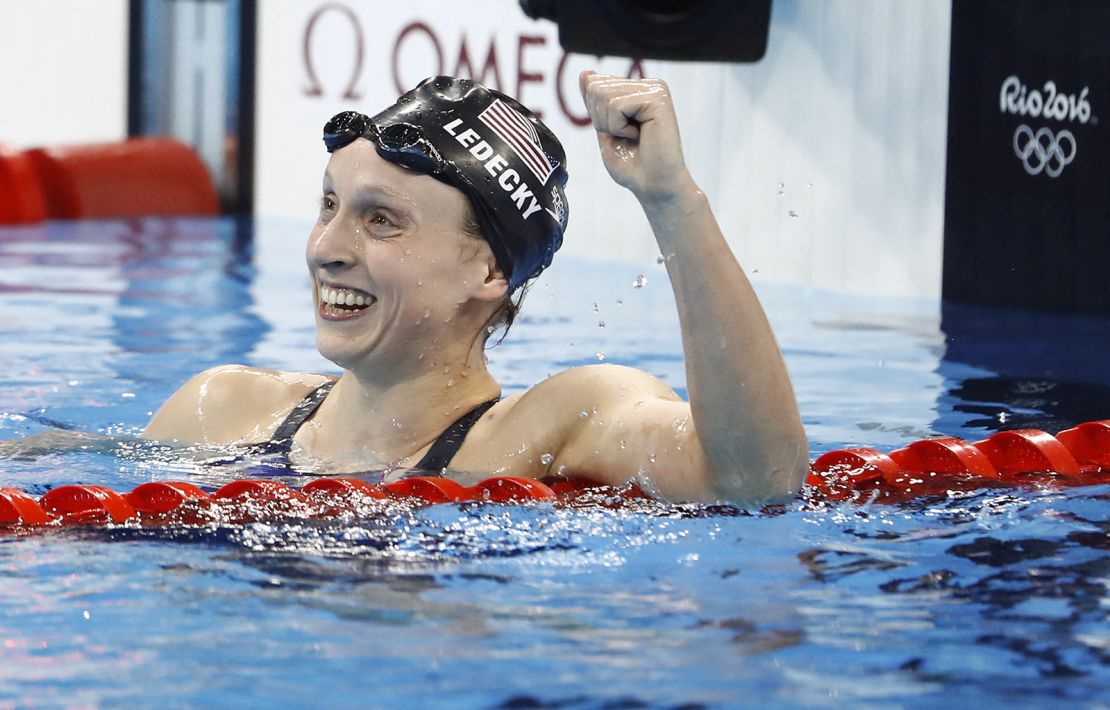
[324,140,468,221]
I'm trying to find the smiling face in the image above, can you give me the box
[306,140,508,374]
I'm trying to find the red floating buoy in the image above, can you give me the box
[0,486,54,526]
[40,485,137,525]
[972,429,1081,478]
[890,437,999,478]
[1056,420,1110,470]
[383,477,467,503]
[469,476,557,502]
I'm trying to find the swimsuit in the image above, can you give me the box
[265,380,498,475]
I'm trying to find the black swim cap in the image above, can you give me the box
[323,77,569,291]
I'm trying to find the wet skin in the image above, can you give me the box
[143,72,809,503]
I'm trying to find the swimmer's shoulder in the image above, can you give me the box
[143,365,334,446]
[519,364,681,412]
[473,364,681,450]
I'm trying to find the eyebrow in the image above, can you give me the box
[322,173,415,210]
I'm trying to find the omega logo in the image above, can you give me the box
[301,3,647,127]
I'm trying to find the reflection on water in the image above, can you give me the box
[0,218,1108,706]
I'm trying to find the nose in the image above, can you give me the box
[306,215,357,274]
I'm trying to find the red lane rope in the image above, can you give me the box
[1,421,1107,527]
[0,475,563,528]
[806,420,1110,502]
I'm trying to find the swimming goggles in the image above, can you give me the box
[323,112,446,176]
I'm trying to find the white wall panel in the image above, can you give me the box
[255,0,951,299]
[0,0,129,147]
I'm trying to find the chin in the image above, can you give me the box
[314,331,361,371]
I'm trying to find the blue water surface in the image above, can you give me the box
[0,218,1108,708]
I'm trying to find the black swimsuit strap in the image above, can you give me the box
[412,398,499,474]
[266,379,496,473]
[268,379,336,453]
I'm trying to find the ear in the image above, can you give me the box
[475,255,510,303]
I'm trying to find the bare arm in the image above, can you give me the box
[567,72,808,502]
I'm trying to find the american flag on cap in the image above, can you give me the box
[478,99,556,186]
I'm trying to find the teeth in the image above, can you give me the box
[318,285,372,308]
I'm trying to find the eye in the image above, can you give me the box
[319,195,338,217]
[365,209,403,236]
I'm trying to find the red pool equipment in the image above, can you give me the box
[1056,420,1110,469]
[0,487,53,526]
[971,429,1081,478]
[40,484,137,525]
[0,138,218,224]
[807,421,1108,501]
[25,138,219,219]
[889,437,999,479]
[1,421,1108,530]
[125,481,211,515]
[0,146,48,224]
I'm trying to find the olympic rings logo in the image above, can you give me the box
[1012,124,1077,177]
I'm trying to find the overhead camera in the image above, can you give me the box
[519,0,772,62]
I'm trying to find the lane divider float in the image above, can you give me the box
[0,475,571,528]
[806,420,1110,501]
[1,421,1107,527]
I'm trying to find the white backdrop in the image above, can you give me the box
[0,0,128,148]
[254,0,952,299]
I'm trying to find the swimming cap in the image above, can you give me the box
[323,77,569,291]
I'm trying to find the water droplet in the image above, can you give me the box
[556,464,567,476]
[392,418,403,428]
[776,182,785,197]
[597,321,606,328]
[788,210,798,218]
[656,254,665,264]
[616,299,623,306]
[632,275,647,288]
[619,440,626,449]
[540,453,554,465]
[595,352,606,361]
[649,453,657,463]
[751,268,759,275]
[579,411,589,419]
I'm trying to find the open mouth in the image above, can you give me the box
[318,284,376,320]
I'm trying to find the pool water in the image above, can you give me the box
[1,218,1108,708]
